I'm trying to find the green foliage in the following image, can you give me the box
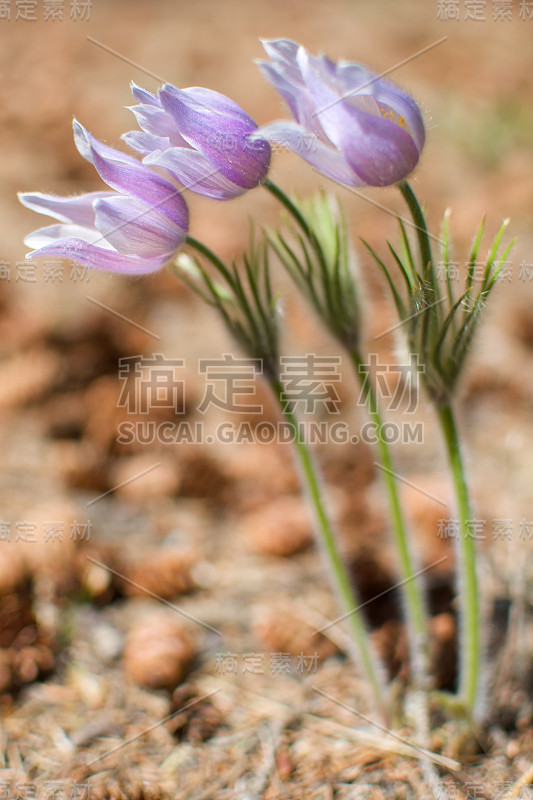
[173,230,280,378]
[363,198,515,405]
[266,185,361,349]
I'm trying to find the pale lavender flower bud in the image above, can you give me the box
[19,120,188,274]
[122,83,271,200]
[254,39,425,188]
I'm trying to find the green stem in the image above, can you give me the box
[184,235,271,368]
[265,179,429,688]
[435,403,480,716]
[263,179,312,240]
[263,179,339,326]
[185,235,236,287]
[350,350,429,685]
[270,377,389,721]
[398,181,434,284]
[398,181,481,717]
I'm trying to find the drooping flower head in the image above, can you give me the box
[122,83,271,200]
[255,39,425,188]
[19,120,189,275]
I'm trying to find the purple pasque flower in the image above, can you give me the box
[19,120,189,275]
[122,83,271,200]
[254,39,425,188]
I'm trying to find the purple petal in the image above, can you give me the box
[260,39,302,81]
[122,130,173,156]
[130,82,160,107]
[79,132,188,228]
[127,104,189,146]
[94,195,186,256]
[301,64,421,185]
[301,58,421,186]
[299,48,339,92]
[73,119,139,167]
[291,82,334,144]
[73,121,189,222]
[145,148,244,200]
[253,121,359,186]
[370,81,425,154]
[333,61,377,97]
[260,41,425,187]
[334,110,421,186]
[168,84,252,121]
[256,61,301,120]
[25,238,172,275]
[290,49,353,144]
[333,67,425,153]
[296,49,342,119]
[18,191,113,225]
[25,223,110,250]
[159,87,270,189]
[258,40,306,121]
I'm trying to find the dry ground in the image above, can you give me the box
[1,0,533,797]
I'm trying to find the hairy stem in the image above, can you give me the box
[350,350,430,687]
[270,377,389,721]
[398,181,434,284]
[398,181,481,718]
[436,403,480,716]
[265,179,430,690]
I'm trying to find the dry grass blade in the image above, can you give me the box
[502,763,533,800]
[302,714,460,772]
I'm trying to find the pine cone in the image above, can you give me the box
[254,605,338,660]
[108,454,181,502]
[224,444,299,511]
[0,546,27,596]
[243,495,313,557]
[169,685,223,743]
[123,616,195,691]
[123,548,198,600]
[0,348,59,410]
[0,591,55,693]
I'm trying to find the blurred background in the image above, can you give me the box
[1,0,533,793]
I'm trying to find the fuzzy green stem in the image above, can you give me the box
[398,181,434,284]
[350,350,429,685]
[265,179,429,687]
[398,181,481,716]
[263,179,313,240]
[185,235,236,284]
[435,403,480,716]
[263,179,339,324]
[270,377,389,721]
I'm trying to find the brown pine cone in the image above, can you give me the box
[11,643,55,684]
[0,649,12,693]
[108,454,182,502]
[123,616,195,691]
[0,591,56,693]
[0,591,35,649]
[0,348,59,410]
[173,444,229,501]
[224,444,299,511]
[15,501,80,596]
[122,548,198,600]
[169,685,223,743]
[243,495,313,557]
[0,546,27,596]
[254,605,338,660]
